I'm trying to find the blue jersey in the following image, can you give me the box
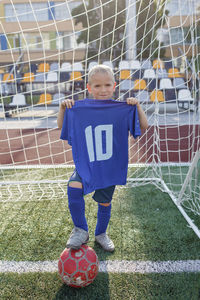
[60,99,141,194]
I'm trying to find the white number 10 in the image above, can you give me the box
[85,125,113,162]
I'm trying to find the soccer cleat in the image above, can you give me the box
[66,227,89,250]
[95,233,115,252]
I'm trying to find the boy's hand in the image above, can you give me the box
[126,97,140,107]
[61,99,75,109]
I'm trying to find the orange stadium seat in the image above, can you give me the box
[21,72,35,82]
[168,68,182,78]
[133,79,147,90]
[153,59,165,69]
[120,70,131,80]
[38,93,52,105]
[150,90,165,102]
[37,63,50,73]
[3,73,14,82]
[70,71,83,81]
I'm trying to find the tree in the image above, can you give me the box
[72,0,126,61]
[72,0,167,60]
[136,0,167,58]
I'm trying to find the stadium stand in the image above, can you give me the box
[1,59,196,117]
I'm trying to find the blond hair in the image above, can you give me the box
[88,64,115,84]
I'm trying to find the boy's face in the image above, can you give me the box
[87,72,116,100]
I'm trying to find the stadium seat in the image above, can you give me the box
[60,72,70,82]
[53,93,65,105]
[153,59,165,69]
[146,78,157,91]
[21,73,35,82]
[168,68,181,78]
[46,72,58,82]
[133,79,147,90]
[103,61,114,69]
[61,62,72,72]
[119,60,130,70]
[132,69,142,80]
[143,69,156,79]
[3,73,14,83]
[37,63,50,73]
[164,61,173,70]
[173,78,186,89]
[177,89,194,109]
[38,93,52,105]
[72,62,83,71]
[163,89,176,102]
[156,68,168,79]
[30,64,37,73]
[141,59,152,69]
[50,62,59,72]
[10,94,26,106]
[70,71,83,81]
[135,90,150,103]
[129,60,141,70]
[88,61,98,70]
[34,73,46,82]
[119,79,134,91]
[159,78,173,89]
[150,90,165,102]
[120,70,131,80]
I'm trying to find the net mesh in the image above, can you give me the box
[0,0,199,235]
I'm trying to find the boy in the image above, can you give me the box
[57,65,148,252]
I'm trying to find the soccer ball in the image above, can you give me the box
[58,245,99,288]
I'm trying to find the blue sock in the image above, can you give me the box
[67,186,88,232]
[95,203,111,236]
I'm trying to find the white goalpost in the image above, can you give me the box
[0,0,200,238]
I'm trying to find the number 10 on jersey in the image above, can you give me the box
[85,125,113,162]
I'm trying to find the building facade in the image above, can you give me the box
[0,0,86,64]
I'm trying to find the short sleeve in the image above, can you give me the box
[129,106,141,139]
[60,109,72,145]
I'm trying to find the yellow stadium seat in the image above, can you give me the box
[70,71,83,81]
[153,59,165,69]
[150,90,165,102]
[168,68,181,78]
[38,93,52,105]
[3,73,14,82]
[22,72,35,82]
[37,63,50,73]
[120,70,131,80]
[134,79,147,90]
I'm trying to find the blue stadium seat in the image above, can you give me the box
[141,60,152,69]
[60,72,70,82]
[163,89,176,102]
[173,78,186,90]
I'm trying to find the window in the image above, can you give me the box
[5,3,48,22]
[165,0,197,16]
[54,1,82,20]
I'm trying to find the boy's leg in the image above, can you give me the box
[93,186,115,252]
[66,171,89,249]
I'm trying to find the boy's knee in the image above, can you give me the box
[68,181,83,189]
[99,202,111,207]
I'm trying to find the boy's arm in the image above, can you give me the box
[57,99,74,129]
[126,97,148,130]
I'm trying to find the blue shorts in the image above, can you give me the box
[68,169,115,204]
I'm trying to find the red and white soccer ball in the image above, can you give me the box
[58,245,99,288]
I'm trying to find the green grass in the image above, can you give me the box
[1,273,200,300]
[0,168,200,299]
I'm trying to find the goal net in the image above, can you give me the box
[0,0,199,237]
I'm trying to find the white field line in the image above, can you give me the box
[1,260,200,274]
